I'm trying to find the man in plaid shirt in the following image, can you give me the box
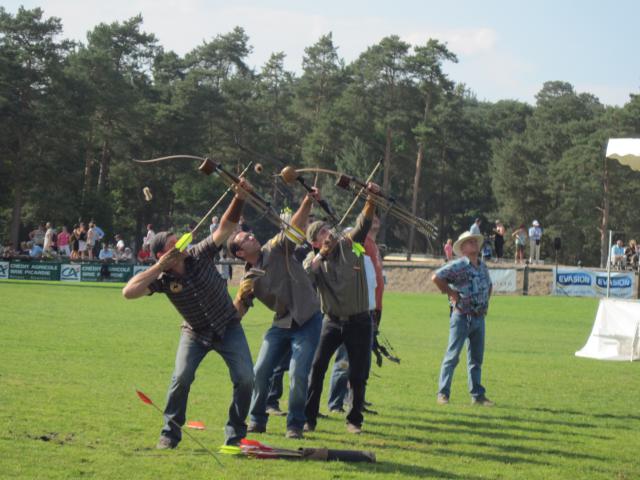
[123,179,254,449]
[432,231,494,407]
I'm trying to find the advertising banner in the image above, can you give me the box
[489,269,517,293]
[8,260,60,280]
[553,268,636,299]
[133,265,151,276]
[0,261,9,279]
[60,263,82,282]
[80,263,134,282]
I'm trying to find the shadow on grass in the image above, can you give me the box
[367,460,487,480]
[431,447,549,466]
[524,406,640,422]
[374,410,614,439]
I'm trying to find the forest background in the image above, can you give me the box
[2,7,640,267]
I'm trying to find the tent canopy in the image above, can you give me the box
[606,138,640,171]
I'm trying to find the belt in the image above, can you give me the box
[328,311,369,323]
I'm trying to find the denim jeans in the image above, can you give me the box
[327,344,350,410]
[266,347,292,410]
[161,323,254,446]
[250,312,322,430]
[305,312,373,428]
[438,311,486,399]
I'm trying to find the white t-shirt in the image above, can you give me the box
[43,228,55,250]
[363,255,377,311]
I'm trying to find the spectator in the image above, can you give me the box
[528,220,543,264]
[493,221,506,263]
[78,222,88,260]
[120,247,134,263]
[137,244,153,264]
[70,224,81,260]
[469,218,482,235]
[29,224,46,247]
[19,241,30,256]
[99,243,114,261]
[512,224,527,264]
[210,216,219,234]
[115,234,126,256]
[143,224,155,248]
[611,240,626,270]
[43,222,56,255]
[87,223,98,260]
[444,238,453,261]
[28,241,43,259]
[217,247,232,282]
[481,237,493,262]
[57,226,71,257]
[626,240,638,270]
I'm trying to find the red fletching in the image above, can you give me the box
[136,390,154,405]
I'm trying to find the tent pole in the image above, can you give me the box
[607,230,612,298]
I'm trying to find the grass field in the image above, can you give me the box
[1,280,638,479]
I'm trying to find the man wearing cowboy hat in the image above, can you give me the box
[432,231,494,406]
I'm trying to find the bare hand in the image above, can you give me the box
[366,182,381,194]
[448,290,460,306]
[156,248,183,272]
[234,178,253,200]
[307,186,322,202]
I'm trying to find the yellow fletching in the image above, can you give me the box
[176,233,192,252]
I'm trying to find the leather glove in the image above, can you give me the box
[234,278,255,307]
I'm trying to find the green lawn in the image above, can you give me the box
[0,281,638,479]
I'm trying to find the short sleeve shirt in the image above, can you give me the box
[148,235,239,343]
[435,257,492,316]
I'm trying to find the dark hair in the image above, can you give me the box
[227,230,243,259]
[149,231,174,258]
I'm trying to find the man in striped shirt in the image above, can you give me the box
[122,179,254,449]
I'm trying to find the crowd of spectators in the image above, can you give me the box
[1,220,149,265]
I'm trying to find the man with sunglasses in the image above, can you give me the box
[226,188,322,439]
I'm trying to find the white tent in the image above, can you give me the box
[576,299,640,361]
[606,138,640,171]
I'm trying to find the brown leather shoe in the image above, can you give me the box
[156,436,178,449]
[285,429,303,439]
[346,423,362,434]
[471,395,495,407]
[303,422,315,432]
[437,393,449,405]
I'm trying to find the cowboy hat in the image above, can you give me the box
[453,231,484,257]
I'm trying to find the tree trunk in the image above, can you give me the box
[97,137,110,192]
[599,156,609,268]
[81,126,95,205]
[406,143,424,260]
[10,182,23,249]
[378,127,393,245]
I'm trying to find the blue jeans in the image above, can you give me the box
[161,323,254,445]
[250,312,322,430]
[438,312,486,399]
[328,345,350,410]
[266,347,292,410]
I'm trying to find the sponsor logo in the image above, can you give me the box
[595,276,632,289]
[557,272,591,286]
[0,262,8,278]
[61,265,81,281]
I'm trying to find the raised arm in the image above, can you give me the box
[212,178,250,247]
[291,187,321,231]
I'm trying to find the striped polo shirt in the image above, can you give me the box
[148,235,239,344]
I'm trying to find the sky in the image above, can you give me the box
[5,0,640,106]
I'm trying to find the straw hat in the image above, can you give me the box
[453,231,484,257]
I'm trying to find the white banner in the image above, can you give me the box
[0,261,9,279]
[60,263,81,282]
[553,268,636,299]
[489,269,517,293]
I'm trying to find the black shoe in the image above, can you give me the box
[362,406,378,415]
[247,422,266,433]
[156,436,178,450]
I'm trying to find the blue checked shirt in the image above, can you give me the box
[436,257,492,316]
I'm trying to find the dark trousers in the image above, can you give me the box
[266,347,292,409]
[304,312,373,428]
